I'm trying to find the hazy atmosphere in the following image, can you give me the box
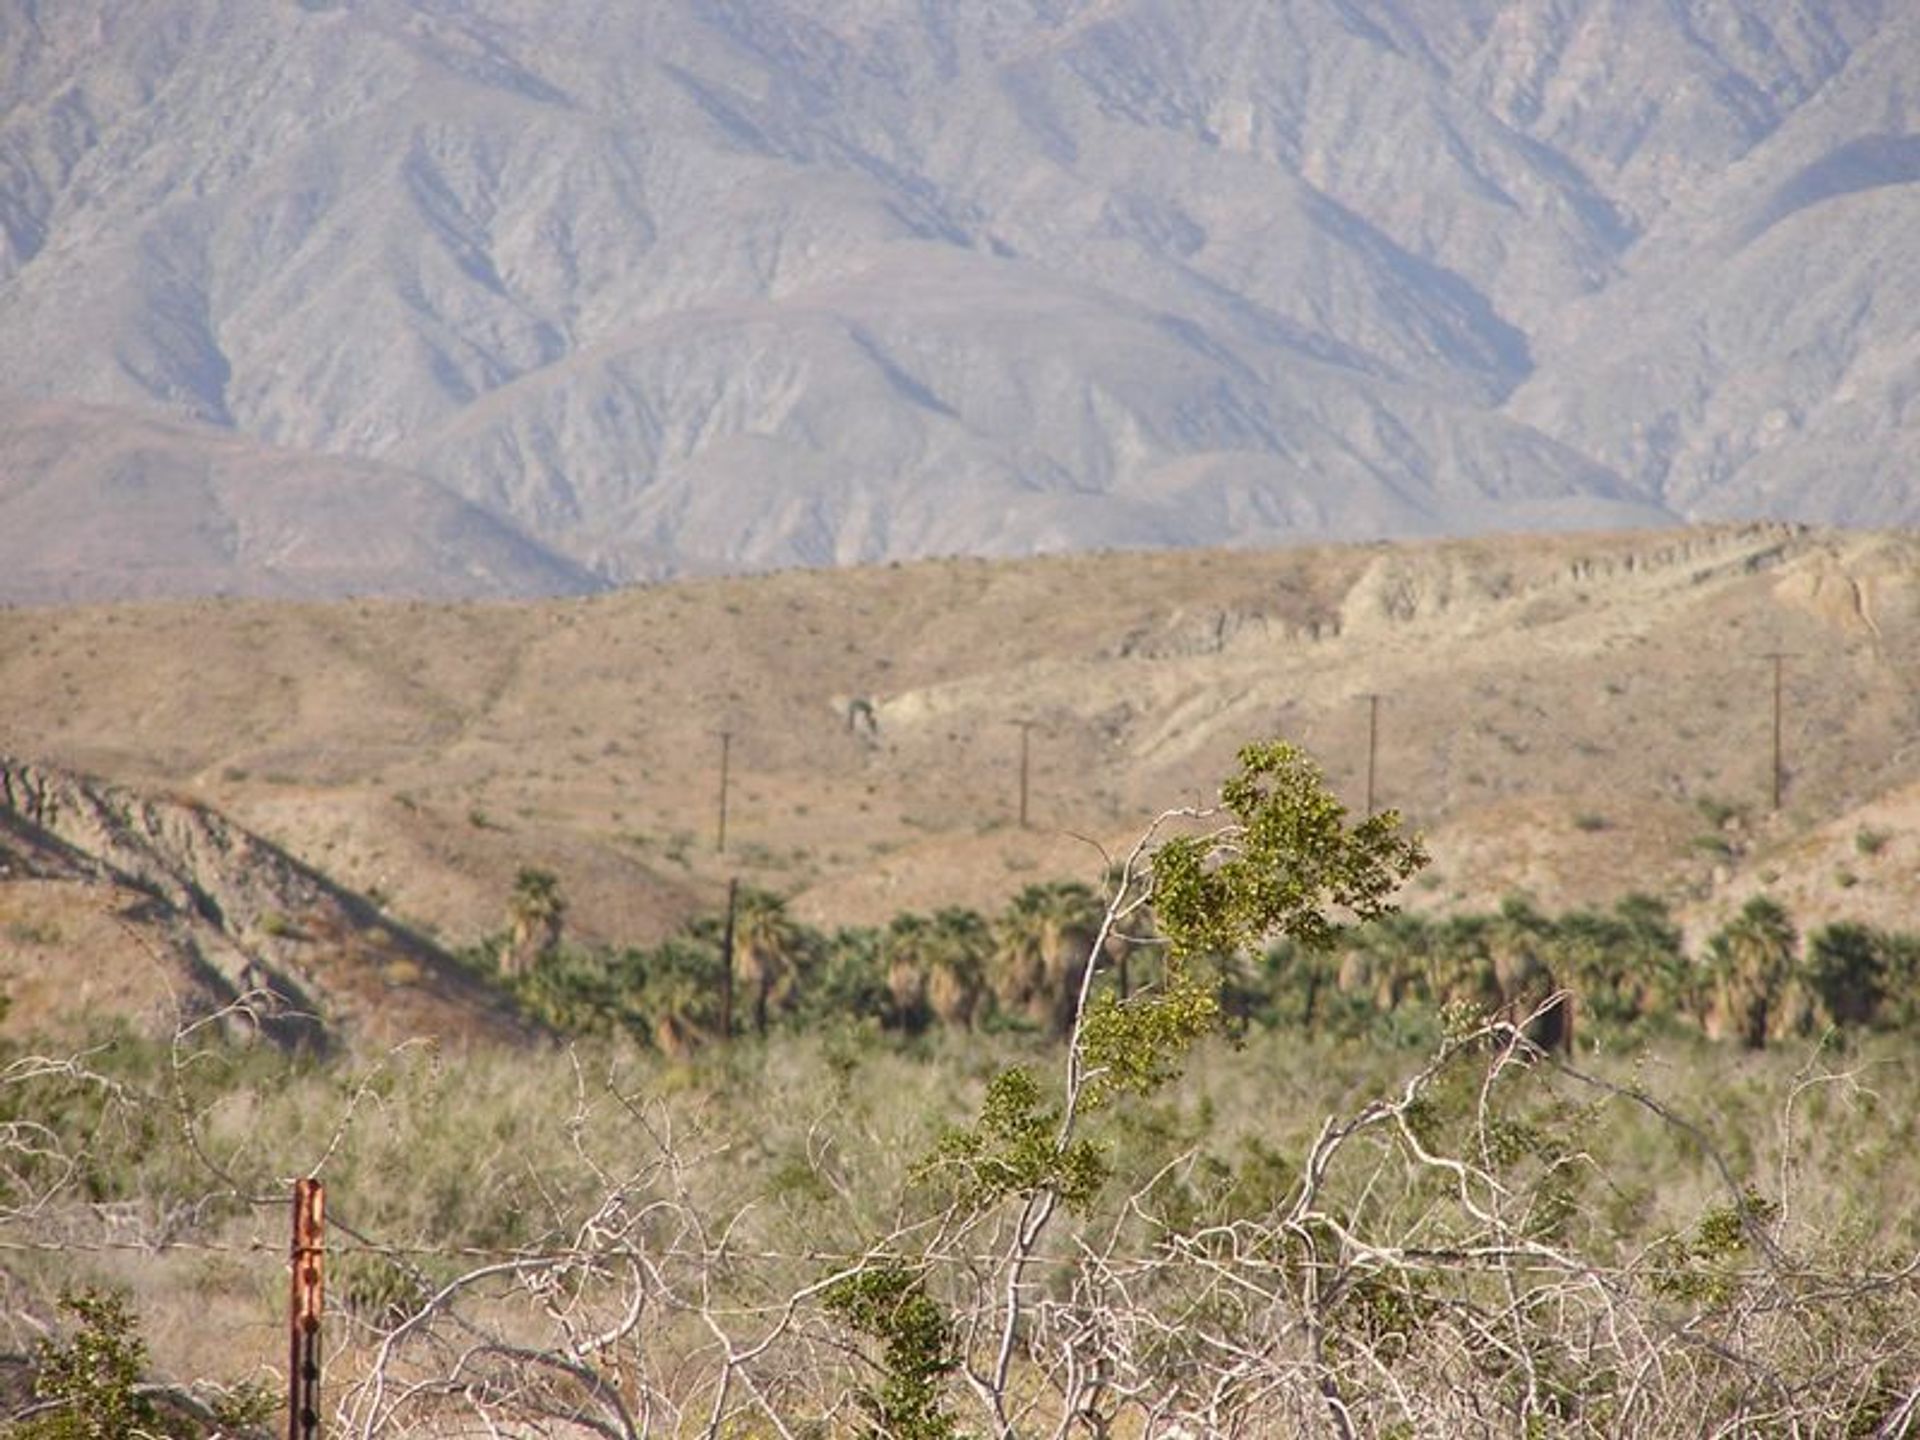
[3,4,1920,1437]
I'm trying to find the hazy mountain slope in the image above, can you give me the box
[0,400,599,602]
[0,2,1912,594]
[1508,8,1920,521]
[406,248,1661,576]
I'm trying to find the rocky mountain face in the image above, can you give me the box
[0,1,1914,597]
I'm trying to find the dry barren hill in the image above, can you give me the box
[4,3,1919,598]
[4,526,1920,1015]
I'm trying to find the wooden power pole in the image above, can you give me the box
[1762,652,1792,812]
[1012,720,1035,829]
[719,875,737,1045]
[715,730,733,853]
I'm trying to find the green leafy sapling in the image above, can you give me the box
[1082,740,1427,1102]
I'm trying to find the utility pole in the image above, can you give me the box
[1363,694,1380,817]
[1762,652,1793,812]
[1011,720,1036,828]
[288,1178,324,1440]
[718,875,737,1045]
[715,730,733,853]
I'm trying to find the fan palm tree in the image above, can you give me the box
[1335,912,1434,1013]
[1487,901,1572,1054]
[634,936,723,1057]
[992,882,1104,1036]
[1806,923,1887,1029]
[504,867,565,977]
[881,912,935,1033]
[732,886,808,1037]
[1552,894,1687,1028]
[1707,897,1798,1049]
[926,907,992,1030]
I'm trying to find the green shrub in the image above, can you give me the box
[12,1288,273,1440]
[821,1262,961,1440]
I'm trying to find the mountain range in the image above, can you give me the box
[2,0,1916,598]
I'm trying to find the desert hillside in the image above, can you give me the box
[0,754,531,1047]
[4,524,1918,1015]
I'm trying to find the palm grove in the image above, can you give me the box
[486,839,1912,1062]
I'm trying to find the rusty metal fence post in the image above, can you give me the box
[289,1178,324,1440]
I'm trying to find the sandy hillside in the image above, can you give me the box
[3,524,1917,981]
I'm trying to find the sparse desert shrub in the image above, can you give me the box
[7,994,1920,1437]
[1695,794,1743,829]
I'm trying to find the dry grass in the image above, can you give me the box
[6,1023,1918,1435]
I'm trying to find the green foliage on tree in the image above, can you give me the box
[1080,740,1429,1098]
[918,1066,1107,1212]
[867,737,1435,1430]
[1649,1188,1783,1307]
[10,1287,272,1440]
[1150,740,1428,961]
[16,1288,164,1440]
[821,1261,961,1440]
